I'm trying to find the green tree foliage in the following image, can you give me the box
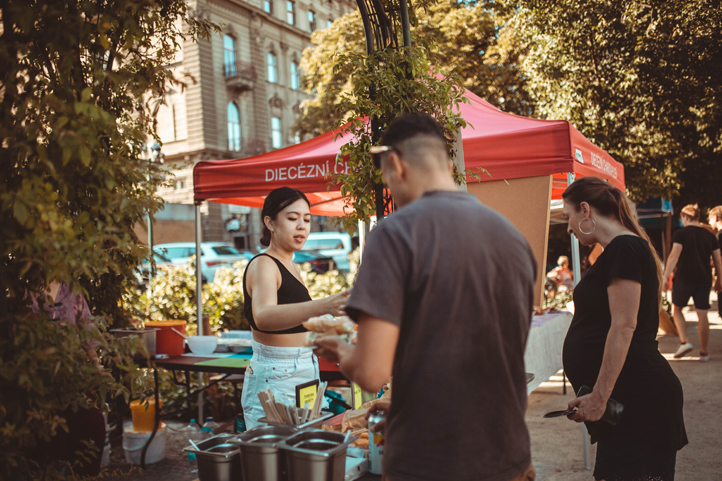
[0,314,145,479]
[296,2,533,138]
[509,0,722,204]
[0,0,217,322]
[0,1,219,478]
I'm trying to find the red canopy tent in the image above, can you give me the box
[193,90,624,215]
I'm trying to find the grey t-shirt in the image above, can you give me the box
[346,190,537,481]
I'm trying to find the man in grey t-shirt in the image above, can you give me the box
[315,115,537,481]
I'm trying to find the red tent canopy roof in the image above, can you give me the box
[193,91,624,216]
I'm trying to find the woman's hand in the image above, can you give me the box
[566,391,607,423]
[325,290,350,317]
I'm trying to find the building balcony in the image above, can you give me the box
[224,62,257,93]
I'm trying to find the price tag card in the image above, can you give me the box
[295,379,319,408]
[351,381,363,410]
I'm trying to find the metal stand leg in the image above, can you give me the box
[185,370,192,420]
[140,368,161,468]
[582,424,592,470]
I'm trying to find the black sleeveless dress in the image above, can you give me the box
[243,253,311,334]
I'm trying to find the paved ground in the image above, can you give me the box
[526,292,722,481]
[107,294,721,481]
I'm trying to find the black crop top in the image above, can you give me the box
[243,253,311,334]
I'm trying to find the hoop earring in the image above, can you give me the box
[579,218,596,235]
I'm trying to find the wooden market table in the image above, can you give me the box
[135,351,345,467]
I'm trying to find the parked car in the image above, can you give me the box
[153,242,252,282]
[253,248,336,274]
[293,250,336,274]
[301,232,353,271]
[135,251,174,287]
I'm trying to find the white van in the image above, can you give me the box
[302,232,353,271]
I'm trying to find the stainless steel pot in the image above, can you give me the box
[277,430,353,481]
[184,433,242,481]
[233,426,297,481]
[110,328,158,358]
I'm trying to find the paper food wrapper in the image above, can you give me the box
[303,315,357,346]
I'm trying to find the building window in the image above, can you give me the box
[327,18,333,28]
[227,103,241,151]
[264,0,272,14]
[223,35,236,76]
[271,117,282,149]
[286,1,295,25]
[290,62,300,90]
[308,10,316,33]
[267,52,278,83]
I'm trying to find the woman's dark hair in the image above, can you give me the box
[562,176,663,304]
[260,187,311,247]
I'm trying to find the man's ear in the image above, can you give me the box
[387,152,406,181]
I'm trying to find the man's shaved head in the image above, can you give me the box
[379,114,449,171]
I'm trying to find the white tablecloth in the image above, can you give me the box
[524,312,573,394]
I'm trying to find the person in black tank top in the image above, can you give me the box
[240,187,349,429]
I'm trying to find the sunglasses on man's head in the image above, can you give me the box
[370,145,401,169]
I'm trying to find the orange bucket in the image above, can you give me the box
[145,320,187,357]
[129,398,163,432]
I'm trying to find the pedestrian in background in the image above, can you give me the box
[708,205,722,320]
[562,177,687,481]
[662,204,722,361]
[315,114,537,481]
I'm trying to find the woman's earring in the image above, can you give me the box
[579,218,596,235]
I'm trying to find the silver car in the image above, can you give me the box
[153,242,253,282]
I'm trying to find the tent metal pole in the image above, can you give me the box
[567,172,591,470]
[567,173,582,286]
[195,202,204,422]
[358,220,366,261]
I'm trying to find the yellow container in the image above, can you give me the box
[129,398,163,432]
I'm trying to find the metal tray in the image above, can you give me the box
[258,412,333,430]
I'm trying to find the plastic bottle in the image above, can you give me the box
[186,419,202,473]
[200,417,220,439]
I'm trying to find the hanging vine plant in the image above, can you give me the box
[328,39,470,232]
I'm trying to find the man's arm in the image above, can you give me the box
[315,313,399,393]
[712,249,722,292]
[662,243,683,289]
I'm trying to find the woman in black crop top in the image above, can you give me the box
[561,177,686,481]
[241,187,349,429]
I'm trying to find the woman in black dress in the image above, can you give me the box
[562,177,687,481]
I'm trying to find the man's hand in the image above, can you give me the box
[365,401,391,433]
[314,336,354,364]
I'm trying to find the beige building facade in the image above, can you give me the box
[153,0,355,249]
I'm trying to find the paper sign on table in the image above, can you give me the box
[295,379,319,408]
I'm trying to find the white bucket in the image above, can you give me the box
[122,422,167,465]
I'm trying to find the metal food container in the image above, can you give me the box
[278,430,352,481]
[233,425,297,481]
[183,433,242,481]
[110,328,158,358]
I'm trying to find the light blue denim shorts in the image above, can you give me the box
[241,340,320,430]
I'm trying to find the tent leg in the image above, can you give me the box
[566,173,582,286]
[358,220,366,261]
[195,203,204,422]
